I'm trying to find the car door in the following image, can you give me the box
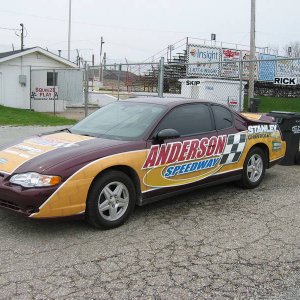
[144,103,221,197]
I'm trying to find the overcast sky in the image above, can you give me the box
[0,0,299,64]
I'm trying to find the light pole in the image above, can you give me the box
[100,37,105,82]
[68,0,72,61]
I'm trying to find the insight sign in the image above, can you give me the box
[187,44,221,77]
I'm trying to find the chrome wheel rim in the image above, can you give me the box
[247,154,263,183]
[98,181,129,221]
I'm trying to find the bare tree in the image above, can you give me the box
[283,41,300,57]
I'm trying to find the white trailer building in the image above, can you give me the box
[179,78,246,111]
[0,47,81,112]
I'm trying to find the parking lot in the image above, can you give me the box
[0,126,300,299]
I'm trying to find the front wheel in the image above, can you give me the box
[238,147,266,189]
[86,171,136,229]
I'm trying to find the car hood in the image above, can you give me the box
[0,132,144,176]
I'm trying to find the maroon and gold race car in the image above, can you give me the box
[0,98,286,228]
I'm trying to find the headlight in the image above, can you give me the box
[10,172,62,188]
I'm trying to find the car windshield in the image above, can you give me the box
[71,101,166,140]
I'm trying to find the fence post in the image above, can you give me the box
[238,60,243,112]
[158,57,164,98]
[53,69,56,116]
[84,62,89,117]
[117,64,121,100]
[29,65,32,110]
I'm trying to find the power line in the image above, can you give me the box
[0,26,20,31]
[0,9,205,35]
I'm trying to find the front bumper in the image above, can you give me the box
[0,172,58,216]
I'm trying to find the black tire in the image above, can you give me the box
[238,147,266,189]
[86,170,136,229]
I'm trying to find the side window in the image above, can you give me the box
[155,104,213,136]
[212,105,233,130]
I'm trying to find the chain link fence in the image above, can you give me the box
[83,57,300,115]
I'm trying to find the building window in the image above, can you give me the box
[47,72,58,86]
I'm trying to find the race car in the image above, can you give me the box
[0,98,286,228]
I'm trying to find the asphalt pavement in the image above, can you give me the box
[0,126,300,299]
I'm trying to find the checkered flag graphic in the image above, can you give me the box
[220,133,247,165]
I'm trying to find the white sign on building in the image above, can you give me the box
[274,77,297,85]
[187,45,221,77]
[220,49,241,78]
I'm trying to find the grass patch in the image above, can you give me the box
[0,106,77,126]
[244,96,300,113]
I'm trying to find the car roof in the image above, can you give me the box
[123,97,209,108]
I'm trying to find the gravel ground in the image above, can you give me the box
[0,127,300,299]
[0,126,67,146]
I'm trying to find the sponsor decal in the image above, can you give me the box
[27,136,77,148]
[13,145,43,154]
[248,124,281,140]
[0,133,93,174]
[272,142,282,151]
[164,157,220,178]
[143,133,247,188]
[143,135,227,169]
[248,124,277,134]
[292,125,300,134]
[3,149,30,159]
[0,158,7,164]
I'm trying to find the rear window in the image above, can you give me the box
[212,105,233,130]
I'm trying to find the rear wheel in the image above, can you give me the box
[239,147,266,189]
[86,171,136,229]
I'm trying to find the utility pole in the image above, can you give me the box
[99,36,105,82]
[76,49,80,67]
[20,23,24,51]
[103,52,106,69]
[68,0,72,61]
[248,0,256,109]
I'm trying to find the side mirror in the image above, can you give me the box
[156,128,180,141]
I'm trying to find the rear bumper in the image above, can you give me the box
[269,156,284,168]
